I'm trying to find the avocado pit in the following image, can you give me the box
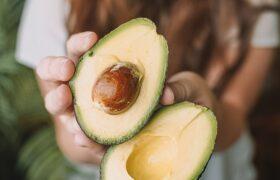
[92,62,142,114]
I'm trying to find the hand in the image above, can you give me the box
[36,32,106,165]
[160,71,218,112]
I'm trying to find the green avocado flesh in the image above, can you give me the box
[69,18,168,145]
[101,102,217,180]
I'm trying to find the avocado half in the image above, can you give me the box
[101,102,217,180]
[70,18,168,145]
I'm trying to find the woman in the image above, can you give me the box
[16,0,279,179]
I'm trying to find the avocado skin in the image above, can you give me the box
[100,102,217,180]
[69,18,169,145]
[197,154,212,180]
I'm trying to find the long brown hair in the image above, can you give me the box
[67,0,274,93]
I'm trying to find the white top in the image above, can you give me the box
[16,0,70,68]
[16,0,280,180]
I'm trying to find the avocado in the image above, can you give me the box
[101,102,217,180]
[70,18,168,145]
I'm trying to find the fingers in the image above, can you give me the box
[37,31,99,81]
[45,84,72,115]
[168,80,192,103]
[74,132,93,147]
[60,113,105,150]
[55,114,105,165]
[60,113,80,134]
[66,31,98,64]
[37,56,75,82]
[74,131,104,151]
[166,72,204,104]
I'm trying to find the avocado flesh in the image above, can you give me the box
[70,18,168,145]
[126,135,177,180]
[101,102,217,180]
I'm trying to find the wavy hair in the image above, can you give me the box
[68,0,276,93]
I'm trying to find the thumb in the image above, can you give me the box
[160,80,193,105]
[164,72,216,110]
[168,80,193,103]
[161,71,206,106]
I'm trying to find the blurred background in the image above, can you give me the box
[0,0,279,180]
[0,0,93,179]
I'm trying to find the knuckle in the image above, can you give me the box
[37,56,67,80]
[44,86,70,115]
[61,60,75,81]
[36,57,50,78]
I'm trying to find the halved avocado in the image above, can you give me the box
[69,18,168,145]
[101,102,217,180]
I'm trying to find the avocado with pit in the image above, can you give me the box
[69,18,168,145]
[101,102,217,180]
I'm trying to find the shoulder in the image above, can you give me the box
[249,0,280,47]
[21,0,69,23]
[247,0,279,6]
[16,0,70,68]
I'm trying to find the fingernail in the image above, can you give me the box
[162,86,174,105]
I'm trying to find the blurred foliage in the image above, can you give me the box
[0,0,74,179]
[17,127,72,180]
[0,1,98,179]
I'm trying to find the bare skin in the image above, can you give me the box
[36,31,276,165]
